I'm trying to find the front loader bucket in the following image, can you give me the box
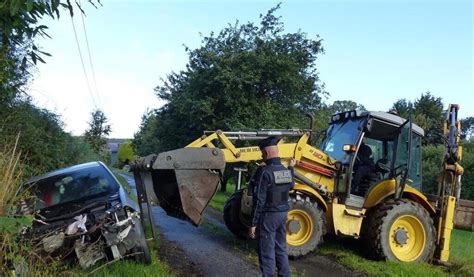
[133,148,226,225]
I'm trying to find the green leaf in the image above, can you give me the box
[38,50,52,57]
[25,0,34,12]
[10,0,23,16]
[0,216,33,234]
[31,52,37,64]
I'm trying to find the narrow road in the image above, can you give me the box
[118,173,136,191]
[120,173,357,277]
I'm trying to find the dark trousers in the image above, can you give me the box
[352,165,375,195]
[257,211,290,277]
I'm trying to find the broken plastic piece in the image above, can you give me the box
[66,214,87,235]
[42,232,65,253]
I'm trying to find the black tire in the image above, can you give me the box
[287,194,326,258]
[365,199,436,262]
[133,220,152,264]
[223,190,251,239]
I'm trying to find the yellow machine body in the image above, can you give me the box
[132,105,463,263]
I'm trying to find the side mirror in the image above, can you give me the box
[343,144,357,153]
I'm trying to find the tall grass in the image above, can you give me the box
[0,133,22,216]
[0,134,63,275]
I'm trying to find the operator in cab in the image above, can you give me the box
[352,142,376,195]
[248,136,296,277]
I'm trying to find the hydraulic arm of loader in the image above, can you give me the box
[436,104,464,262]
[130,129,311,227]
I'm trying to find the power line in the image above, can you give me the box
[79,5,102,107]
[70,14,97,108]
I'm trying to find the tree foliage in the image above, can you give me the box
[458,140,474,200]
[0,98,100,175]
[422,140,474,201]
[117,141,135,166]
[0,0,101,178]
[1,0,99,100]
[394,93,474,200]
[460,117,474,140]
[392,92,444,145]
[310,100,366,143]
[135,4,325,152]
[421,144,444,195]
[133,111,161,156]
[84,109,111,156]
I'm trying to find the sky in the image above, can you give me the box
[29,0,473,138]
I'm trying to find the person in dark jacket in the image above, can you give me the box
[248,136,295,277]
[352,143,376,195]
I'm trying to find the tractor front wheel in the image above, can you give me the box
[286,194,326,257]
[223,190,251,239]
[366,199,436,262]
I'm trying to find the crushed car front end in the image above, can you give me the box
[21,161,150,270]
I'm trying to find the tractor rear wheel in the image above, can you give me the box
[366,199,436,262]
[286,194,326,257]
[223,190,251,239]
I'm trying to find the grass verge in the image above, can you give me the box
[318,237,449,277]
[111,168,138,202]
[209,182,236,212]
[211,186,474,276]
[91,242,171,277]
[448,229,474,275]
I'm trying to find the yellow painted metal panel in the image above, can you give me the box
[186,133,218,147]
[219,144,297,163]
[331,202,365,237]
[364,179,435,214]
[292,183,327,211]
[439,196,456,262]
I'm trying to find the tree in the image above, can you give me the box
[140,4,325,153]
[460,117,474,140]
[391,92,444,145]
[133,111,161,156]
[117,141,136,167]
[421,145,444,195]
[1,0,99,101]
[0,98,100,175]
[328,100,366,114]
[392,99,414,118]
[311,100,366,144]
[84,109,111,155]
[458,140,474,200]
[393,94,473,200]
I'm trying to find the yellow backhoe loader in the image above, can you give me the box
[131,105,463,263]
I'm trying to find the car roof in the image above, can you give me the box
[23,161,105,185]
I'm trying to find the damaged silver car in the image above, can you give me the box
[21,161,151,269]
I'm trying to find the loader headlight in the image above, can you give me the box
[343,144,357,153]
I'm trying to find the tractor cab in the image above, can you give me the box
[321,110,424,207]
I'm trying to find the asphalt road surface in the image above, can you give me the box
[119,173,357,277]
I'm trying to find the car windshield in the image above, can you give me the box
[320,118,365,161]
[29,165,119,209]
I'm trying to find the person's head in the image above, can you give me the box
[358,143,372,159]
[259,136,280,161]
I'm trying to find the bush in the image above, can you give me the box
[117,141,136,167]
[421,141,474,201]
[0,135,62,274]
[421,145,444,195]
[459,140,474,200]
